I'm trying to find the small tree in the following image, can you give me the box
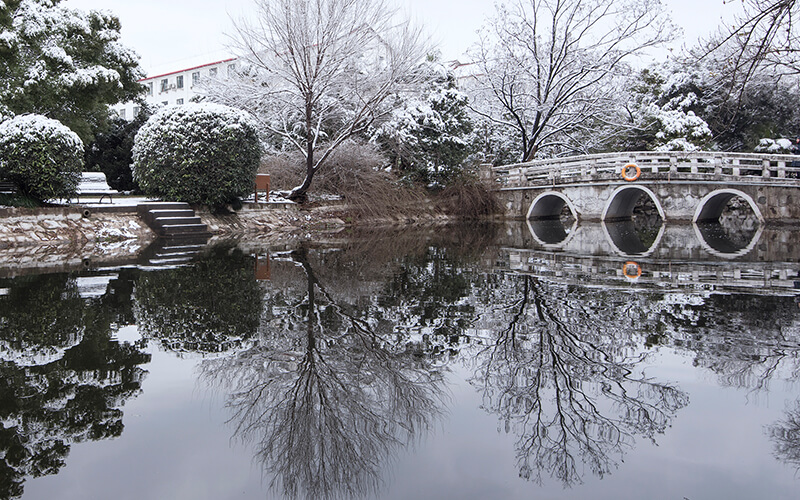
[616,65,712,152]
[376,63,474,187]
[0,114,82,201]
[132,103,261,208]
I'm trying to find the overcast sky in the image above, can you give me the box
[63,0,742,77]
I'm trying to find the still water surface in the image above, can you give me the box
[2,221,799,499]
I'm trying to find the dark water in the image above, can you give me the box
[2,221,800,500]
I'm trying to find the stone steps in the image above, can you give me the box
[137,202,211,238]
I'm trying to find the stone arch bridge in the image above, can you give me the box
[490,151,800,224]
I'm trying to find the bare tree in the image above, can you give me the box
[219,0,430,202]
[468,0,675,161]
[694,0,799,96]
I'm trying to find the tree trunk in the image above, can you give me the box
[287,101,317,203]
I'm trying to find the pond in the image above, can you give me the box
[2,220,799,500]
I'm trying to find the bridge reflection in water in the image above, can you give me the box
[503,219,798,295]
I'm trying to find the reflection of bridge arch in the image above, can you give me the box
[526,218,578,249]
[527,191,578,220]
[602,185,666,222]
[601,220,666,258]
[693,222,764,259]
[693,188,764,223]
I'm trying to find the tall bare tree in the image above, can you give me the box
[468,0,675,161]
[219,0,430,201]
[698,1,798,85]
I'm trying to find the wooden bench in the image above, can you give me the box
[74,172,118,203]
[0,181,16,194]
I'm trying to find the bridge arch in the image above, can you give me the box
[527,191,578,220]
[693,188,764,223]
[602,185,666,221]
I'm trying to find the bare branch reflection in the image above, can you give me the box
[768,400,800,472]
[200,246,447,500]
[471,274,689,487]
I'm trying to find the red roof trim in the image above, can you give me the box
[139,57,237,82]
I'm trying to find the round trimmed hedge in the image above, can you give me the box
[132,103,261,207]
[0,114,83,201]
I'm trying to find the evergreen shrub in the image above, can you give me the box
[0,114,83,201]
[132,103,261,208]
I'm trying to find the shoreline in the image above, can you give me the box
[0,202,452,277]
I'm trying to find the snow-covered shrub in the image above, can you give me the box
[754,138,794,153]
[376,69,474,187]
[132,103,261,207]
[0,114,83,201]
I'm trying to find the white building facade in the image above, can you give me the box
[112,57,237,120]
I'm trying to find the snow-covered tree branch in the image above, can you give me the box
[0,0,144,141]
[467,0,676,161]
[694,0,799,95]
[204,0,431,201]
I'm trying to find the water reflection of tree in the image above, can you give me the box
[470,274,689,487]
[201,246,448,500]
[768,400,800,472]
[0,273,150,499]
[134,245,264,354]
[655,293,800,394]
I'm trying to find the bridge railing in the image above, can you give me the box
[492,151,800,187]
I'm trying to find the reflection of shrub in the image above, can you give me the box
[0,115,82,201]
[0,272,150,499]
[134,246,264,354]
[0,275,85,366]
[132,103,261,207]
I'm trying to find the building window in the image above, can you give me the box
[209,67,217,77]
[133,106,140,117]
[176,98,184,105]
[160,79,168,92]
[176,75,184,89]
[227,64,235,76]
[119,108,126,119]
[192,71,200,85]
[162,101,168,106]
[147,82,153,95]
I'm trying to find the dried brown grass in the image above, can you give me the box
[261,140,433,219]
[432,179,502,219]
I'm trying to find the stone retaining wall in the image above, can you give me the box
[0,207,153,248]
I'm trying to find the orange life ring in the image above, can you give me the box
[621,163,641,181]
[623,261,642,280]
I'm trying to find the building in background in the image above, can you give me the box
[112,57,237,120]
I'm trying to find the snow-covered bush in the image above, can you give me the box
[376,69,474,187]
[754,138,794,153]
[0,114,83,201]
[132,103,261,207]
